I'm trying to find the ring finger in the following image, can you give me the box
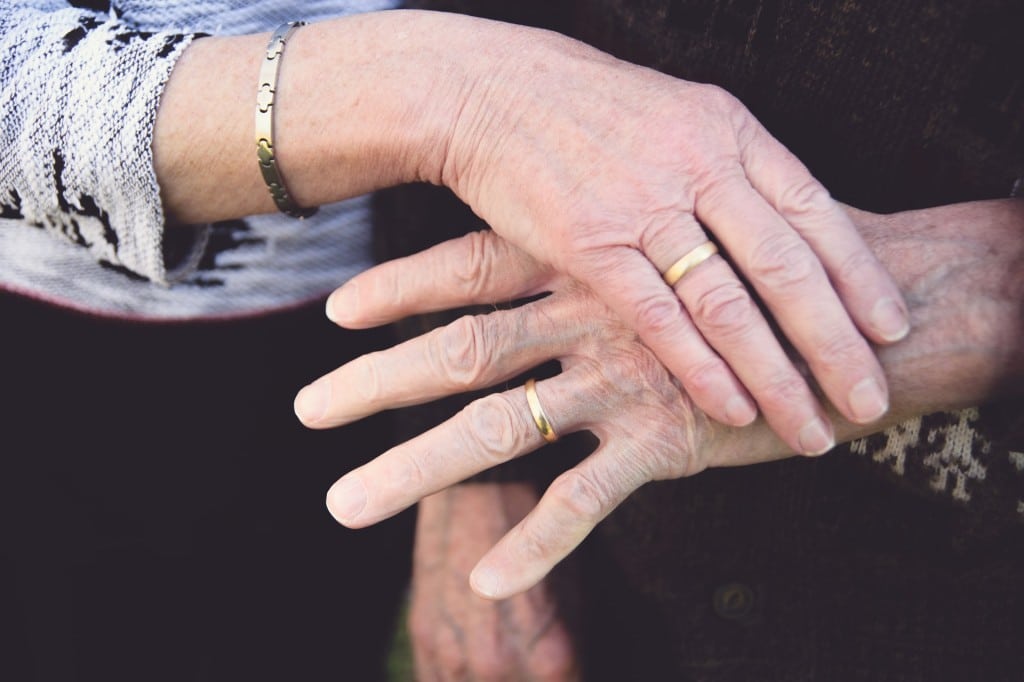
[665,245,834,455]
[325,373,591,529]
[643,221,833,454]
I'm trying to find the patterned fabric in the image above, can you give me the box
[0,0,397,319]
[848,407,1024,524]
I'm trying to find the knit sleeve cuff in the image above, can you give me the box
[842,405,1024,525]
[1,6,202,284]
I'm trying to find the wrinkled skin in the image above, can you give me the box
[440,28,909,451]
[299,229,759,598]
[296,199,1024,600]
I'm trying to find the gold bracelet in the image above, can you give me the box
[255,21,318,219]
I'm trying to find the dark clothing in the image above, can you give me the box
[381,1,1024,679]
[0,294,413,681]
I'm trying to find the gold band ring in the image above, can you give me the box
[662,242,719,287]
[525,378,558,443]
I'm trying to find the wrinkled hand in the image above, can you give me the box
[435,30,909,453]
[411,483,578,682]
[297,230,790,599]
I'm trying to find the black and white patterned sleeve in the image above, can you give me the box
[1,1,201,283]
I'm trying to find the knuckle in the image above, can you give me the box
[633,293,684,338]
[691,280,759,339]
[461,394,523,465]
[700,82,743,116]
[638,217,682,256]
[432,315,490,389]
[681,355,730,394]
[747,232,819,291]
[352,354,383,405]
[777,178,832,219]
[515,521,555,566]
[692,163,744,208]
[813,328,869,373]
[834,246,883,288]
[758,373,811,411]
[699,83,759,146]
[548,468,609,523]
[452,230,492,296]
[593,352,648,402]
[392,448,427,492]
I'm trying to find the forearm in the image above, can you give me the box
[153,10,518,224]
[709,199,1024,466]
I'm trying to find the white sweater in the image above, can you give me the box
[0,0,398,319]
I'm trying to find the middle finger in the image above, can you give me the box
[295,299,584,429]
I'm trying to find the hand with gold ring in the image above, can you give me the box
[295,201,1024,599]
[432,44,913,454]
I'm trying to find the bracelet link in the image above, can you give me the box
[255,21,318,220]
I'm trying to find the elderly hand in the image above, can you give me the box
[411,483,578,682]
[431,25,910,454]
[299,229,787,598]
[296,199,1024,600]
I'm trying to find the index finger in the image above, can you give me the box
[326,230,554,329]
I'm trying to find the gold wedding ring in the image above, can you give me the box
[525,378,558,443]
[662,242,719,287]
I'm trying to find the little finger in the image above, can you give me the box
[695,174,890,426]
[740,125,910,345]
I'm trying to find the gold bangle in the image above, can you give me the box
[255,21,318,219]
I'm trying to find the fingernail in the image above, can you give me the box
[327,476,367,525]
[798,417,835,456]
[470,566,502,599]
[871,297,910,342]
[294,380,330,424]
[326,281,359,325]
[725,395,758,426]
[848,377,888,423]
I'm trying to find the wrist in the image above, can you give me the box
[438,22,602,207]
[862,200,1024,409]
[153,11,495,224]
